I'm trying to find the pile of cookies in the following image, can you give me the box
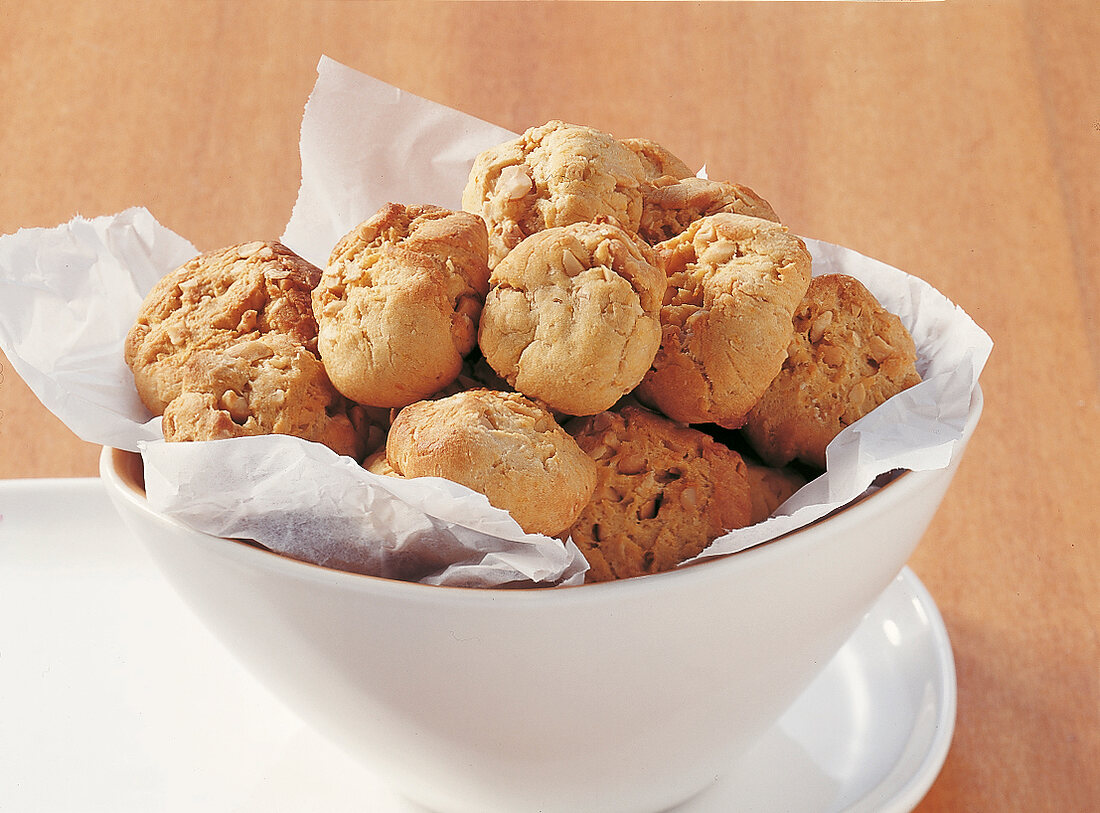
[125,120,921,583]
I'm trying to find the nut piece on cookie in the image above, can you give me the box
[385,389,597,537]
[125,240,323,414]
[161,333,369,460]
[743,273,922,469]
[568,405,753,582]
[479,221,666,416]
[634,213,812,429]
[638,178,780,245]
[313,203,491,409]
[462,120,648,268]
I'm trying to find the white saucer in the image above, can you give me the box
[0,478,954,812]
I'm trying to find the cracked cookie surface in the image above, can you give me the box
[743,273,922,468]
[567,405,752,582]
[385,389,596,537]
[478,221,666,416]
[313,203,490,408]
[461,120,648,268]
[634,213,812,428]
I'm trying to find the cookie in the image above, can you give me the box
[461,120,648,267]
[478,221,666,416]
[161,332,369,459]
[634,213,812,428]
[745,462,806,524]
[125,240,323,414]
[743,273,922,468]
[313,203,491,409]
[638,177,780,245]
[385,389,597,537]
[567,405,753,582]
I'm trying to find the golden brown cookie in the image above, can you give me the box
[461,120,648,268]
[638,177,780,245]
[568,405,753,582]
[634,213,812,429]
[160,333,369,459]
[478,221,666,416]
[385,389,597,537]
[313,203,491,409]
[743,273,922,468]
[745,462,806,524]
[125,241,323,414]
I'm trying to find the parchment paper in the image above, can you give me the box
[0,56,992,586]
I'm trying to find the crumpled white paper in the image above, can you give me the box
[282,57,517,268]
[140,434,588,587]
[0,208,195,450]
[0,55,991,586]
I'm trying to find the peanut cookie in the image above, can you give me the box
[313,203,491,409]
[385,389,597,537]
[743,273,922,468]
[161,333,369,459]
[745,462,806,524]
[478,221,666,416]
[638,177,780,245]
[567,405,753,582]
[634,213,812,428]
[461,120,648,267]
[125,241,323,414]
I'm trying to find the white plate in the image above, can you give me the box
[0,478,954,812]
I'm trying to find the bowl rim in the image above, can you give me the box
[100,385,983,604]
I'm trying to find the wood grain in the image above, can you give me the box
[1,1,1096,809]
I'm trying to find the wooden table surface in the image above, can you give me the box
[2,1,1097,809]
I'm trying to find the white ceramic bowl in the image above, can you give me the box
[100,386,981,813]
